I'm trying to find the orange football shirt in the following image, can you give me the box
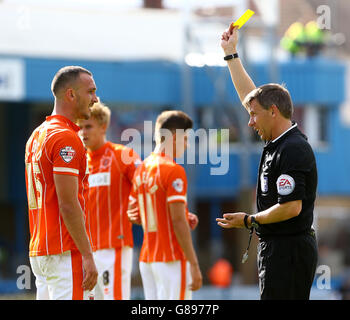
[130,152,189,263]
[87,141,140,250]
[25,115,91,257]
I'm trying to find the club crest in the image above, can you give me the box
[59,146,76,163]
[172,178,184,193]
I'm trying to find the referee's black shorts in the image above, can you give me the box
[257,230,318,300]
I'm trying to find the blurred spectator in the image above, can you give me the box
[208,258,233,288]
[281,21,327,57]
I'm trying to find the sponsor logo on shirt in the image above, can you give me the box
[88,172,111,187]
[59,146,75,163]
[261,173,268,193]
[277,174,295,195]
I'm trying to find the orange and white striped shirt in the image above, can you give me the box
[25,115,91,257]
[87,142,140,250]
[130,152,189,263]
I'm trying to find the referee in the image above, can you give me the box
[216,25,318,299]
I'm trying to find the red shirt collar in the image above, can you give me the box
[46,115,81,132]
[88,141,110,157]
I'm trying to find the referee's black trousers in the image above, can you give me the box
[257,231,318,300]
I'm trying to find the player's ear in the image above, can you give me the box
[65,88,75,102]
[186,132,190,149]
[101,123,108,133]
[172,130,183,145]
[270,104,278,117]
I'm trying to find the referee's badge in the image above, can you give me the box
[260,173,268,193]
[277,174,295,195]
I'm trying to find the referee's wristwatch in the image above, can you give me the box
[224,53,239,61]
[250,215,260,229]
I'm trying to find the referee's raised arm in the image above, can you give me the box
[220,25,256,106]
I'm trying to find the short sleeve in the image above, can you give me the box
[165,165,188,204]
[276,144,311,204]
[49,130,85,177]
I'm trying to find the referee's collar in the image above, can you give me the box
[264,122,298,148]
[271,122,298,143]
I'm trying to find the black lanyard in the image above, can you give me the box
[242,228,254,264]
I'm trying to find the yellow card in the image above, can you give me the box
[232,9,255,29]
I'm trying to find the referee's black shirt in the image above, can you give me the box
[255,123,318,239]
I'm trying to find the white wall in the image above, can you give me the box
[0,0,186,60]
[0,0,270,63]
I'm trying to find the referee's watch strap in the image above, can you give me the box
[243,214,251,229]
[250,215,260,229]
[224,53,239,61]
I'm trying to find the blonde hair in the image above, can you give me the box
[89,99,111,128]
